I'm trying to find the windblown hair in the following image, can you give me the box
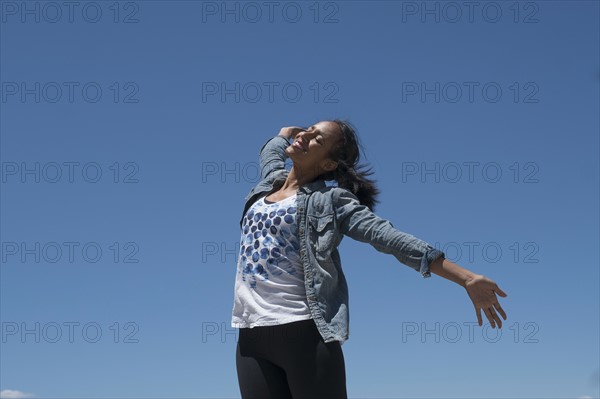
[320,119,380,211]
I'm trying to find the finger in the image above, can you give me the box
[494,285,508,297]
[493,302,507,320]
[475,306,483,327]
[483,307,496,328]
[492,309,503,328]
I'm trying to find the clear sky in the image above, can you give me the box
[1,1,599,398]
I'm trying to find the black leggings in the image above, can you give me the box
[235,318,348,399]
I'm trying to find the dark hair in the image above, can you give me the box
[320,119,380,211]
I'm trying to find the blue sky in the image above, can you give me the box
[1,1,598,398]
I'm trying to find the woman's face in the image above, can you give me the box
[285,121,342,176]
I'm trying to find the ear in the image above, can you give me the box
[323,159,338,172]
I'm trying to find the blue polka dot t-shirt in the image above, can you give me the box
[231,193,313,328]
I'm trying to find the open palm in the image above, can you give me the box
[465,275,508,328]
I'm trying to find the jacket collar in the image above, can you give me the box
[274,169,327,195]
[301,177,327,194]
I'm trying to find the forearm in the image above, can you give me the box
[258,136,289,180]
[429,257,480,288]
[277,126,306,141]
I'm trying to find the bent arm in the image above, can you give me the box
[258,135,289,181]
[333,188,445,278]
[258,127,306,181]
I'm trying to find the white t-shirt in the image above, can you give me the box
[231,193,313,328]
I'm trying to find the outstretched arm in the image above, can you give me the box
[333,187,508,328]
[429,257,508,328]
[333,187,445,278]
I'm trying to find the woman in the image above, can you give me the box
[231,120,508,398]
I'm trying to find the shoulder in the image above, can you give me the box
[330,186,359,205]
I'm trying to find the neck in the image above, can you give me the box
[279,165,321,192]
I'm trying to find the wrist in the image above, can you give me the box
[463,273,483,288]
[431,257,480,288]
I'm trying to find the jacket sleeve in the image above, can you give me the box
[258,135,289,181]
[332,188,445,278]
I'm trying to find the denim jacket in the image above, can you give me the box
[238,135,445,344]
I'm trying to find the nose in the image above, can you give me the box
[298,130,314,140]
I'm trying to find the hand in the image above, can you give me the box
[278,126,307,140]
[464,274,508,328]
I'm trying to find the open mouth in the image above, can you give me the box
[293,140,308,153]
